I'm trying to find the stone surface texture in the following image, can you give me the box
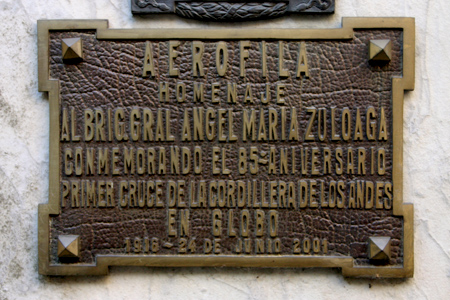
[0,0,449,299]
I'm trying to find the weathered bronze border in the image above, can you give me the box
[37,18,415,277]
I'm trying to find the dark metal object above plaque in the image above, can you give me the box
[131,0,335,21]
[37,18,414,277]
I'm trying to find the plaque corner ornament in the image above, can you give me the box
[37,17,414,278]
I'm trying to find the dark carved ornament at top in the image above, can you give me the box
[132,0,335,21]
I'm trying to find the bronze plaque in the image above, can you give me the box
[38,18,414,277]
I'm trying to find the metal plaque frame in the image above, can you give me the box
[38,18,414,277]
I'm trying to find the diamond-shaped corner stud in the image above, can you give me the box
[368,236,391,262]
[369,39,392,64]
[57,235,80,258]
[61,37,83,61]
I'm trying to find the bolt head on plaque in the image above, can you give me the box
[368,236,391,262]
[57,235,80,258]
[369,39,392,64]
[61,37,83,61]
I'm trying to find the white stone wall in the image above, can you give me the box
[0,0,449,298]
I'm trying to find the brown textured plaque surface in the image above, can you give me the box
[38,18,414,277]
